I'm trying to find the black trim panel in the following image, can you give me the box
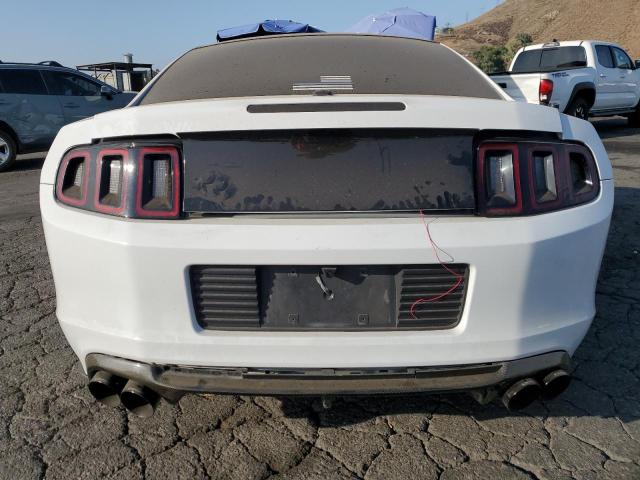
[190,264,469,331]
[181,129,476,214]
[247,102,406,113]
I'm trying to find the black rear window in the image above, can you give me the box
[512,46,587,73]
[138,34,502,105]
[511,50,542,73]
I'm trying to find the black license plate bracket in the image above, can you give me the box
[258,266,400,329]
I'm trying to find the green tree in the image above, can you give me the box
[472,33,534,73]
[472,46,509,74]
[506,32,534,58]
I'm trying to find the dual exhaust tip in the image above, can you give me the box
[502,369,571,411]
[88,371,158,418]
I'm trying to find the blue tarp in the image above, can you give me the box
[217,20,323,42]
[346,7,436,41]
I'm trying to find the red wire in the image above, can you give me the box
[410,210,464,320]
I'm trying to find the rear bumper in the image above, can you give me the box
[86,351,570,400]
[41,180,613,371]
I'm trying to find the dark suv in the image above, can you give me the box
[0,62,135,171]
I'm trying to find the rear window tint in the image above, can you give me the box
[0,69,48,95]
[511,50,542,72]
[512,47,587,73]
[138,34,502,105]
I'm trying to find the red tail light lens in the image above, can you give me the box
[477,141,600,217]
[56,150,90,206]
[94,149,128,215]
[539,79,554,105]
[55,143,181,219]
[135,147,180,218]
[477,143,522,215]
[566,145,599,206]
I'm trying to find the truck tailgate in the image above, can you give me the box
[492,73,541,104]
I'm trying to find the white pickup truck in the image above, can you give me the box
[491,40,640,126]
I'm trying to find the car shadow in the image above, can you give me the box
[275,186,639,425]
[592,117,638,140]
[11,153,47,172]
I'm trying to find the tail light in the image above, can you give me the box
[478,144,522,216]
[56,143,181,219]
[135,147,180,218]
[94,149,128,215]
[57,150,90,206]
[55,139,600,219]
[477,141,600,217]
[539,79,554,105]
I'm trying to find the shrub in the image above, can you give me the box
[472,45,509,73]
[506,33,534,57]
[472,33,533,73]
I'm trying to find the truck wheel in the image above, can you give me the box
[566,97,590,120]
[0,130,18,172]
[628,105,640,128]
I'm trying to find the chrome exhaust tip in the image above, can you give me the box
[541,369,571,400]
[120,380,159,418]
[88,371,125,407]
[502,378,542,411]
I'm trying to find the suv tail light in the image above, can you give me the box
[539,79,554,105]
[56,143,181,219]
[477,141,600,217]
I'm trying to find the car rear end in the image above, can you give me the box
[40,34,613,415]
[493,42,594,112]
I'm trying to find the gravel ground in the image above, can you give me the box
[0,118,639,479]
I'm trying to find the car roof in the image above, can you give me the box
[0,63,75,72]
[522,40,622,51]
[0,63,113,87]
[193,32,437,49]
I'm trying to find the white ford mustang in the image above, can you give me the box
[40,34,613,417]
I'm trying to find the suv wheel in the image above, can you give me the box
[566,97,590,120]
[0,130,17,172]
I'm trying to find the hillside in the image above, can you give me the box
[439,0,640,59]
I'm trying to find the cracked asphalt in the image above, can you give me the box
[1,118,639,479]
